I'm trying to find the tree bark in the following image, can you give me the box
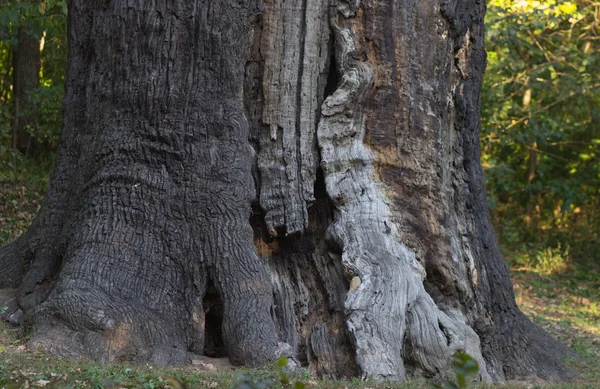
[0,0,577,383]
[12,27,40,153]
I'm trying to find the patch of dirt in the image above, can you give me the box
[187,353,234,372]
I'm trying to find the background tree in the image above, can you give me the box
[0,0,66,175]
[0,0,580,383]
[11,23,39,153]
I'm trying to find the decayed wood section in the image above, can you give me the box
[0,0,576,383]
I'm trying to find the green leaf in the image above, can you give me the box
[277,357,288,367]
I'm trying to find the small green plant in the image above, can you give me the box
[433,352,479,389]
[0,305,8,314]
[533,243,569,275]
[275,357,305,389]
[233,357,305,389]
[510,242,570,275]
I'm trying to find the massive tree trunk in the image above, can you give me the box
[0,0,577,382]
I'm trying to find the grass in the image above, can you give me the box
[1,324,599,389]
[1,305,599,389]
[0,162,599,388]
[512,270,600,385]
[0,324,431,389]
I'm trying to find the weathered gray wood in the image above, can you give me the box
[316,4,491,380]
[255,196,357,378]
[257,0,330,235]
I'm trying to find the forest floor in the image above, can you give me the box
[1,174,599,389]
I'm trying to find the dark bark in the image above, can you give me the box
[0,0,576,383]
[4,0,277,366]
[12,27,40,153]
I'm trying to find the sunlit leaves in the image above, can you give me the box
[0,0,66,166]
[491,0,580,18]
[482,0,600,265]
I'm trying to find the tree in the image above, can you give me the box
[0,0,577,383]
[11,25,39,153]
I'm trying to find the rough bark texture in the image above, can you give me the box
[12,27,40,153]
[0,0,577,383]
[256,0,330,235]
[3,0,277,367]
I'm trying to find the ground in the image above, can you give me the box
[0,170,599,388]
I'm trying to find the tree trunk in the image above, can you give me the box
[12,27,41,153]
[0,0,577,382]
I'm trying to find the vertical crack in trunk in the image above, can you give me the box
[258,0,330,236]
[293,0,309,213]
[246,1,357,378]
[317,2,490,381]
[251,171,358,378]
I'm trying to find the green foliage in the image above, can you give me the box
[23,83,63,144]
[0,154,51,247]
[0,0,67,44]
[511,242,569,275]
[433,353,480,389]
[0,0,66,174]
[482,0,600,272]
[0,39,15,172]
[532,243,569,275]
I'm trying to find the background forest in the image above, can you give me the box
[483,0,600,277]
[0,0,599,387]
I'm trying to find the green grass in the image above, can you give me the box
[1,323,431,389]
[1,319,599,389]
[512,270,600,385]
[1,272,598,388]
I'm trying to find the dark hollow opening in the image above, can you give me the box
[314,166,329,200]
[324,42,341,99]
[202,279,226,358]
